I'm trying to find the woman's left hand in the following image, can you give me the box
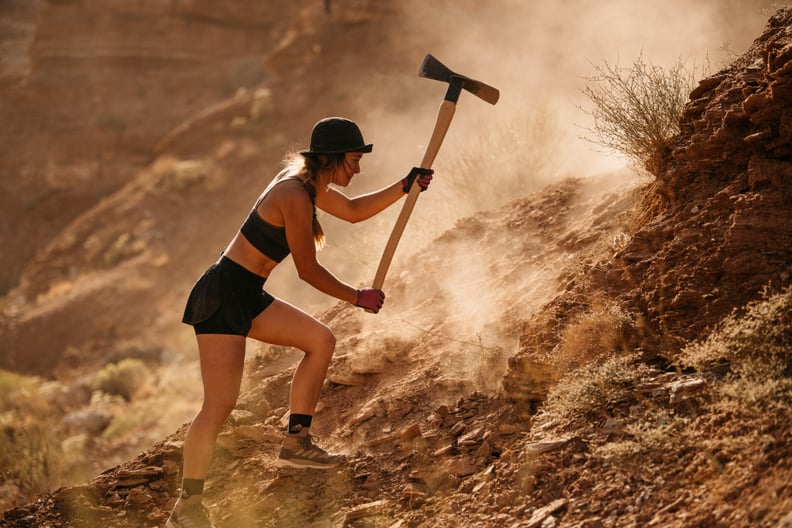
[355,288,385,313]
[401,167,434,193]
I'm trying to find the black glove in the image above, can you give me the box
[401,167,434,193]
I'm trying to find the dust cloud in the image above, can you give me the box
[266,0,775,398]
[270,0,774,317]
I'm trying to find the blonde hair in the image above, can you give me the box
[281,152,345,248]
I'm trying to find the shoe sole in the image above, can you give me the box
[275,457,340,470]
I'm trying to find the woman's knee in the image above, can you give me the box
[309,325,336,359]
[322,326,336,351]
[199,395,237,424]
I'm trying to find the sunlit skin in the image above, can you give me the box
[181,152,411,479]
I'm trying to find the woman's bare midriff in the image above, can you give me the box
[222,232,280,278]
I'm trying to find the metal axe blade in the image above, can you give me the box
[418,54,500,105]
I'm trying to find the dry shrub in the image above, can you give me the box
[680,286,792,412]
[152,158,209,192]
[103,232,146,266]
[623,409,678,448]
[543,353,649,421]
[0,420,65,494]
[0,369,38,412]
[0,370,66,494]
[101,399,157,440]
[580,53,700,173]
[553,300,636,371]
[93,358,149,402]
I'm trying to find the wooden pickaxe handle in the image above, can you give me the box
[371,98,456,290]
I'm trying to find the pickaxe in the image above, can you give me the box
[371,54,500,290]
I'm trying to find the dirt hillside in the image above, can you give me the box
[0,0,311,292]
[1,2,791,528]
[0,0,401,375]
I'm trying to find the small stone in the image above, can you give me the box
[125,488,153,505]
[450,422,467,436]
[344,499,388,521]
[400,424,422,442]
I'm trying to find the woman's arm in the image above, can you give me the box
[316,168,433,223]
[315,180,404,224]
[280,183,359,304]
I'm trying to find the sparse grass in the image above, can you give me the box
[553,299,637,371]
[103,232,146,266]
[0,369,37,411]
[543,353,650,421]
[596,407,685,459]
[93,358,149,402]
[556,287,791,461]
[0,371,67,493]
[580,53,700,173]
[0,417,66,493]
[0,370,52,419]
[680,286,792,413]
[101,399,158,440]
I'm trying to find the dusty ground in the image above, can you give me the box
[1,2,791,528]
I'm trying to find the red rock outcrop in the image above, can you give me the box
[618,7,792,356]
[509,8,792,376]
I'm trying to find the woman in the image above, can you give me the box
[166,117,433,528]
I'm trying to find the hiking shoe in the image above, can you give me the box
[165,501,214,528]
[276,433,346,469]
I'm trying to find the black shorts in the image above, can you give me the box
[182,256,275,336]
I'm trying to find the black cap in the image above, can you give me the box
[300,117,373,155]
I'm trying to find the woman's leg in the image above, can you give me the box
[248,299,342,468]
[248,299,336,416]
[182,333,246,479]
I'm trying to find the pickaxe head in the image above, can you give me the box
[418,54,499,105]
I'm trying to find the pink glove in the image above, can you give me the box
[355,288,385,313]
[401,167,434,193]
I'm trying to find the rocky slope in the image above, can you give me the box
[505,3,792,396]
[0,0,411,375]
[1,3,791,528]
[0,0,316,294]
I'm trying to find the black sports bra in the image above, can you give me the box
[240,208,290,262]
[239,174,309,263]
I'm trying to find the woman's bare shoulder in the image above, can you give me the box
[268,178,311,207]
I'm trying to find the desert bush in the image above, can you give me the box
[101,401,156,440]
[0,418,66,494]
[0,370,55,419]
[580,54,699,173]
[543,353,650,421]
[153,159,209,192]
[553,300,636,370]
[93,358,149,401]
[103,232,146,266]
[0,369,37,412]
[0,371,67,493]
[680,286,792,411]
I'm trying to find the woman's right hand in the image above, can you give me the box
[355,288,385,313]
[401,167,434,193]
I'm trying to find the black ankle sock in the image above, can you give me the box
[287,414,313,434]
[181,478,205,498]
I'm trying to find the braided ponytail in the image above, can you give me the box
[283,152,344,249]
[302,177,325,248]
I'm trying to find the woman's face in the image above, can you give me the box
[335,152,363,186]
